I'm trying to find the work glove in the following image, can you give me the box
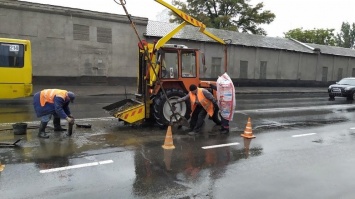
[66,116,75,124]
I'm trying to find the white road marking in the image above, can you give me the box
[40,160,113,174]
[202,142,239,149]
[292,133,316,138]
[350,127,355,130]
[235,104,355,114]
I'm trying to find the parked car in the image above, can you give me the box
[328,77,355,100]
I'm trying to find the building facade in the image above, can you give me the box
[1,0,355,86]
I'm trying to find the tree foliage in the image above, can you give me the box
[284,28,336,46]
[335,22,355,48]
[170,0,275,35]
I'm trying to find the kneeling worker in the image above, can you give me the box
[33,89,75,138]
[173,84,218,136]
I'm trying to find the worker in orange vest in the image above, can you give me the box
[173,84,218,136]
[33,89,75,138]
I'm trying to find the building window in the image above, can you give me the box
[97,27,112,43]
[211,57,222,77]
[260,61,267,79]
[322,67,328,82]
[240,60,248,78]
[73,24,89,41]
[337,68,343,80]
[352,68,355,77]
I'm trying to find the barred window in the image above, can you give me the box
[97,27,112,43]
[73,24,89,41]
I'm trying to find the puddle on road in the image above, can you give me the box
[254,118,348,130]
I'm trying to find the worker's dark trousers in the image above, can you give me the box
[190,105,207,133]
[210,106,222,125]
[221,117,229,130]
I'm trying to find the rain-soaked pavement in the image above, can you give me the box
[1,93,355,198]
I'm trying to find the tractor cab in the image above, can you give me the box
[153,44,200,95]
[159,44,197,79]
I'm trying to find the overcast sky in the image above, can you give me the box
[21,0,355,38]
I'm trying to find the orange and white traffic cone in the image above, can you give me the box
[0,162,5,172]
[162,125,175,149]
[241,117,256,139]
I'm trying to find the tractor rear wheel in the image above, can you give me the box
[153,88,191,128]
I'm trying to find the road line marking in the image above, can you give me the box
[350,127,355,130]
[235,104,355,114]
[202,142,239,149]
[40,160,113,174]
[292,133,316,138]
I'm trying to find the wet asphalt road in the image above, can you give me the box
[1,93,355,199]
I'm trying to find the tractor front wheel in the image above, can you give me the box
[153,88,191,128]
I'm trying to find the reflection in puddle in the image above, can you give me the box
[132,138,263,198]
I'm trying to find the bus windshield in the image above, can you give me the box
[0,43,25,67]
[0,38,32,99]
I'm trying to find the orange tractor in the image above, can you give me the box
[103,0,228,128]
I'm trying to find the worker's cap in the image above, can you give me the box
[67,91,75,103]
[189,84,197,92]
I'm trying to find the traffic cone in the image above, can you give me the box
[162,125,175,149]
[0,163,5,172]
[241,117,256,139]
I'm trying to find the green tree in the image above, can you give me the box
[170,0,275,35]
[335,22,355,48]
[284,28,336,46]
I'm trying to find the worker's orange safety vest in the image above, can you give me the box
[189,88,214,117]
[40,89,68,107]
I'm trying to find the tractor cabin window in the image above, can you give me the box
[161,52,178,79]
[0,43,24,68]
[181,51,196,77]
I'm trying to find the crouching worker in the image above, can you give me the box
[33,89,75,138]
[173,84,218,136]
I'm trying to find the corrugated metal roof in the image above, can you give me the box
[146,21,314,53]
[307,43,355,58]
[146,21,355,58]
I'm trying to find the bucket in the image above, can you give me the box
[12,123,27,135]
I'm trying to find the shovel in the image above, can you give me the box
[0,137,23,147]
[170,112,190,128]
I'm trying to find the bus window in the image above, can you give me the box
[0,43,24,67]
[0,38,32,99]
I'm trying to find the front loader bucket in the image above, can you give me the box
[103,99,145,124]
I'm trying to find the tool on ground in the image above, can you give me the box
[67,122,74,136]
[76,123,92,128]
[241,117,256,139]
[0,137,23,147]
